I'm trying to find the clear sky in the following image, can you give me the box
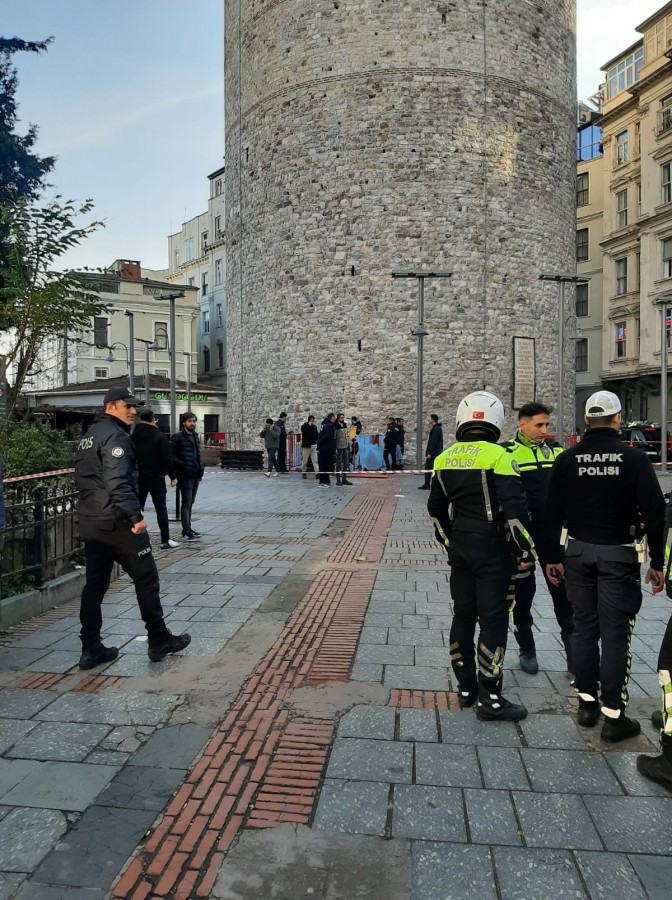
[0,0,665,271]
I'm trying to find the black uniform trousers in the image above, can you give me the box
[317,449,334,485]
[512,542,574,652]
[657,614,672,736]
[138,473,170,544]
[447,531,517,691]
[79,519,168,649]
[423,455,438,488]
[564,539,641,713]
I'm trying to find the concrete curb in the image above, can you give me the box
[0,570,85,629]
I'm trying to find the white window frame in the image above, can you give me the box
[615,258,628,296]
[217,341,224,369]
[184,238,194,263]
[576,283,588,318]
[214,178,222,196]
[663,237,672,278]
[577,173,589,207]
[615,321,627,359]
[203,346,211,372]
[93,316,109,347]
[616,190,628,229]
[154,321,168,350]
[214,215,222,236]
[576,228,589,262]
[202,272,209,296]
[663,163,672,205]
[216,303,223,327]
[575,339,588,373]
[94,366,109,380]
[636,182,642,219]
[215,258,223,286]
[616,130,629,166]
[203,309,210,334]
[155,369,169,378]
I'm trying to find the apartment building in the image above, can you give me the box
[167,166,226,387]
[585,3,672,424]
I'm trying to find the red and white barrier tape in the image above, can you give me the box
[4,468,75,484]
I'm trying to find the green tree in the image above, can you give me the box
[0,419,72,477]
[0,36,55,203]
[0,196,107,425]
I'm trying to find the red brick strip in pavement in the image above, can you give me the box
[73,674,124,692]
[12,672,69,691]
[388,689,462,712]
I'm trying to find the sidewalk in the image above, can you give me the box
[0,469,670,900]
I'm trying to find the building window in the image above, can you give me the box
[615,258,628,296]
[174,248,180,269]
[576,283,588,317]
[217,342,224,368]
[201,231,208,252]
[607,47,643,99]
[188,276,195,287]
[203,347,210,372]
[576,228,589,262]
[634,122,641,158]
[615,322,627,358]
[661,96,672,134]
[214,178,222,196]
[202,272,209,296]
[202,309,210,334]
[215,258,223,285]
[155,369,168,378]
[636,182,642,219]
[636,318,641,356]
[616,190,628,229]
[214,215,222,236]
[94,367,109,379]
[663,238,672,278]
[635,252,641,290]
[93,316,108,347]
[663,163,672,205]
[154,321,168,350]
[615,130,629,166]
[216,303,223,327]
[575,339,588,373]
[184,238,194,262]
[577,173,589,207]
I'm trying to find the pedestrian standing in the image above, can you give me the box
[317,413,337,486]
[419,414,443,490]
[501,402,574,675]
[545,391,665,742]
[170,412,205,542]
[383,417,399,471]
[74,386,190,669]
[260,418,281,477]
[395,417,405,468]
[275,412,288,472]
[428,390,534,721]
[349,415,362,469]
[300,415,319,479]
[131,408,179,550]
[334,413,353,486]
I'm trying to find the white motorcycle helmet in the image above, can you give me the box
[455,390,505,441]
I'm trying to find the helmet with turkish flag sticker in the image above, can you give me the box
[455,391,505,441]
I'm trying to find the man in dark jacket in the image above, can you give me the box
[419,414,443,489]
[275,412,288,472]
[170,411,205,541]
[383,417,399,471]
[316,413,337,486]
[74,386,190,669]
[545,391,665,742]
[131,408,178,550]
[300,415,318,479]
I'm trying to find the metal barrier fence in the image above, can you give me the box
[202,432,241,449]
[1,471,81,599]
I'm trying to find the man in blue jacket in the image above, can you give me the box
[419,414,443,490]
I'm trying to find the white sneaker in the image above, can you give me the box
[264,472,271,478]
[271,472,279,477]
[160,539,180,550]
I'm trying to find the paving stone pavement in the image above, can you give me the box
[0,468,670,899]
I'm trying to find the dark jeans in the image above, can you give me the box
[267,447,280,473]
[512,547,574,652]
[318,449,334,485]
[79,519,168,648]
[138,473,170,543]
[277,435,287,472]
[335,448,349,475]
[178,475,200,535]
[447,531,517,692]
[564,539,642,713]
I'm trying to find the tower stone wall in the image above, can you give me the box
[225,0,577,450]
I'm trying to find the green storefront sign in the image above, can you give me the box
[153,392,209,402]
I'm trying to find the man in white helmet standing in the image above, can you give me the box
[428,390,536,722]
[545,390,665,743]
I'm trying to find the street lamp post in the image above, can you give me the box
[539,274,590,448]
[106,342,129,375]
[392,270,452,469]
[655,298,670,468]
[182,351,192,411]
[135,338,160,407]
[125,311,135,394]
[154,292,184,434]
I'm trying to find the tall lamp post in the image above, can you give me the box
[125,311,135,394]
[654,297,671,468]
[539,274,590,448]
[182,351,192,411]
[105,342,130,383]
[154,292,184,435]
[392,271,452,469]
[135,338,160,407]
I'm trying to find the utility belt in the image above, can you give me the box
[564,527,647,563]
[452,517,503,537]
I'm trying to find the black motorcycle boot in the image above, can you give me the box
[148,632,192,662]
[652,708,664,730]
[514,629,538,676]
[79,642,119,670]
[335,475,342,486]
[475,675,528,722]
[601,711,641,743]
[577,698,601,727]
[637,735,672,791]
[451,655,477,709]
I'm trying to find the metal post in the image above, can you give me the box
[145,342,151,407]
[557,281,565,449]
[661,301,668,468]
[417,277,425,470]
[186,355,191,411]
[169,296,177,434]
[125,311,135,392]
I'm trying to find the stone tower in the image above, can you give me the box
[225,1,577,450]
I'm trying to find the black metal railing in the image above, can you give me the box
[1,473,80,599]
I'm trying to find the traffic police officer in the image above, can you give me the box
[428,390,535,722]
[501,402,574,675]
[75,386,191,669]
[545,390,665,742]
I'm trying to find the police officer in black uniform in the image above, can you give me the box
[545,391,665,742]
[75,386,191,670]
[428,390,535,722]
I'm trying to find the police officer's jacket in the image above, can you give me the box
[501,431,562,540]
[544,427,665,569]
[74,413,143,526]
[427,440,534,556]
